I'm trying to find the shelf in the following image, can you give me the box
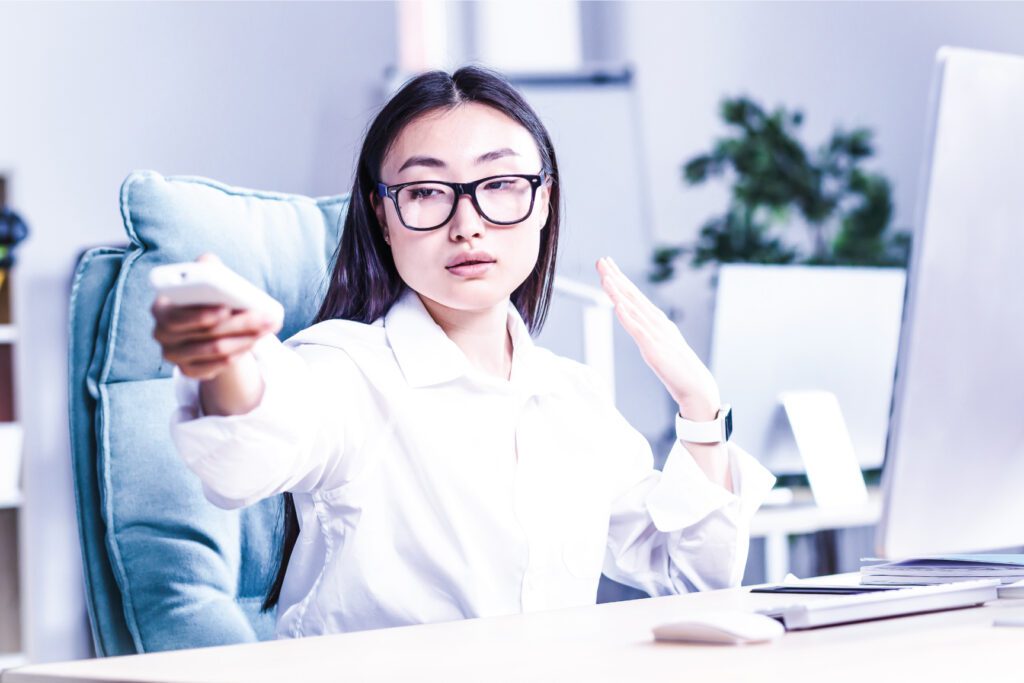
[750,487,883,537]
[0,652,28,672]
[0,491,22,510]
[0,325,14,344]
[0,424,23,502]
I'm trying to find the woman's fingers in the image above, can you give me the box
[155,302,277,373]
[598,258,650,311]
[150,256,275,382]
[152,297,230,333]
[604,258,670,323]
[597,256,694,363]
[597,257,662,330]
[612,294,647,340]
[155,306,276,346]
[595,256,720,411]
[174,309,275,345]
[597,259,662,351]
[163,334,260,366]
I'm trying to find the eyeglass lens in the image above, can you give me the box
[396,176,535,229]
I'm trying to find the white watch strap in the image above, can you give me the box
[675,405,731,444]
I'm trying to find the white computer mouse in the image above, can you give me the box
[652,610,785,645]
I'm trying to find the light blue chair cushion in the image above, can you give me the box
[70,247,134,656]
[70,170,347,653]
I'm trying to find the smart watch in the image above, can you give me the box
[675,404,733,444]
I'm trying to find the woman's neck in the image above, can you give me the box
[417,294,513,381]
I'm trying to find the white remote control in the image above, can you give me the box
[149,261,285,323]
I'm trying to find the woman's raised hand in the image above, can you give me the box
[596,257,722,421]
[151,254,281,381]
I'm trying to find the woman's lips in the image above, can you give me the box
[446,260,496,277]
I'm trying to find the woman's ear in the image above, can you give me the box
[537,184,552,230]
[369,191,391,245]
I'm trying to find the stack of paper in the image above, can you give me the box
[861,554,1024,586]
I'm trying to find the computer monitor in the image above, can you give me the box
[710,264,905,475]
[877,47,1024,558]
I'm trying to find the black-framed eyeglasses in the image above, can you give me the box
[376,171,550,231]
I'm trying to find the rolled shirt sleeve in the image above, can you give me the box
[169,334,352,509]
[603,423,776,596]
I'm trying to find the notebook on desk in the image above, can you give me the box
[861,554,1024,586]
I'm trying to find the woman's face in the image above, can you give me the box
[374,102,551,315]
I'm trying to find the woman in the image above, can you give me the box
[152,65,775,638]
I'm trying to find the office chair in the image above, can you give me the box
[67,171,348,654]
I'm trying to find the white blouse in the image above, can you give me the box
[170,289,776,638]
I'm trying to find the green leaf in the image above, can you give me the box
[649,245,687,283]
[664,93,903,274]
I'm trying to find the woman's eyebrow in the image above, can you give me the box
[397,155,445,173]
[475,148,520,164]
[396,148,520,173]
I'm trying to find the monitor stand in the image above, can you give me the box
[778,390,868,507]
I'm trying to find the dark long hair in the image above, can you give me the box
[262,65,562,612]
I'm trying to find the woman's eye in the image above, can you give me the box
[409,187,439,200]
[483,179,514,191]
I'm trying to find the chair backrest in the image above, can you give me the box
[67,171,348,654]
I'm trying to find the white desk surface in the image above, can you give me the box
[5,574,1023,683]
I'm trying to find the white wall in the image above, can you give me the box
[0,1,396,662]
[622,1,1024,362]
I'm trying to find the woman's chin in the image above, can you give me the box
[416,283,513,315]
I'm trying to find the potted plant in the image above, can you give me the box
[651,96,911,480]
[0,184,30,294]
[652,96,909,280]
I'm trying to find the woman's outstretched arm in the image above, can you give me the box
[596,256,732,490]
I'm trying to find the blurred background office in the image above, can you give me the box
[2,0,1024,667]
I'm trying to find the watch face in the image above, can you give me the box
[724,407,733,441]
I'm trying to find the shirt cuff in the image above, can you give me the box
[169,333,312,482]
[171,333,282,421]
[729,441,778,520]
[645,441,777,532]
[171,366,203,419]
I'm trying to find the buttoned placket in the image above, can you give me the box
[506,342,554,612]
[505,388,540,611]
[472,354,547,611]
[384,289,558,612]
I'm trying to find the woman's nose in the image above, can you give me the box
[448,194,485,241]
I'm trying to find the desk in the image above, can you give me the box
[751,488,883,582]
[5,575,1022,683]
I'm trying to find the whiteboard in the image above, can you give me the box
[518,72,672,444]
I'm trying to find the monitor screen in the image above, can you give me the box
[710,263,905,475]
[878,47,1024,557]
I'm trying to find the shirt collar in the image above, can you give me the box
[384,289,548,394]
